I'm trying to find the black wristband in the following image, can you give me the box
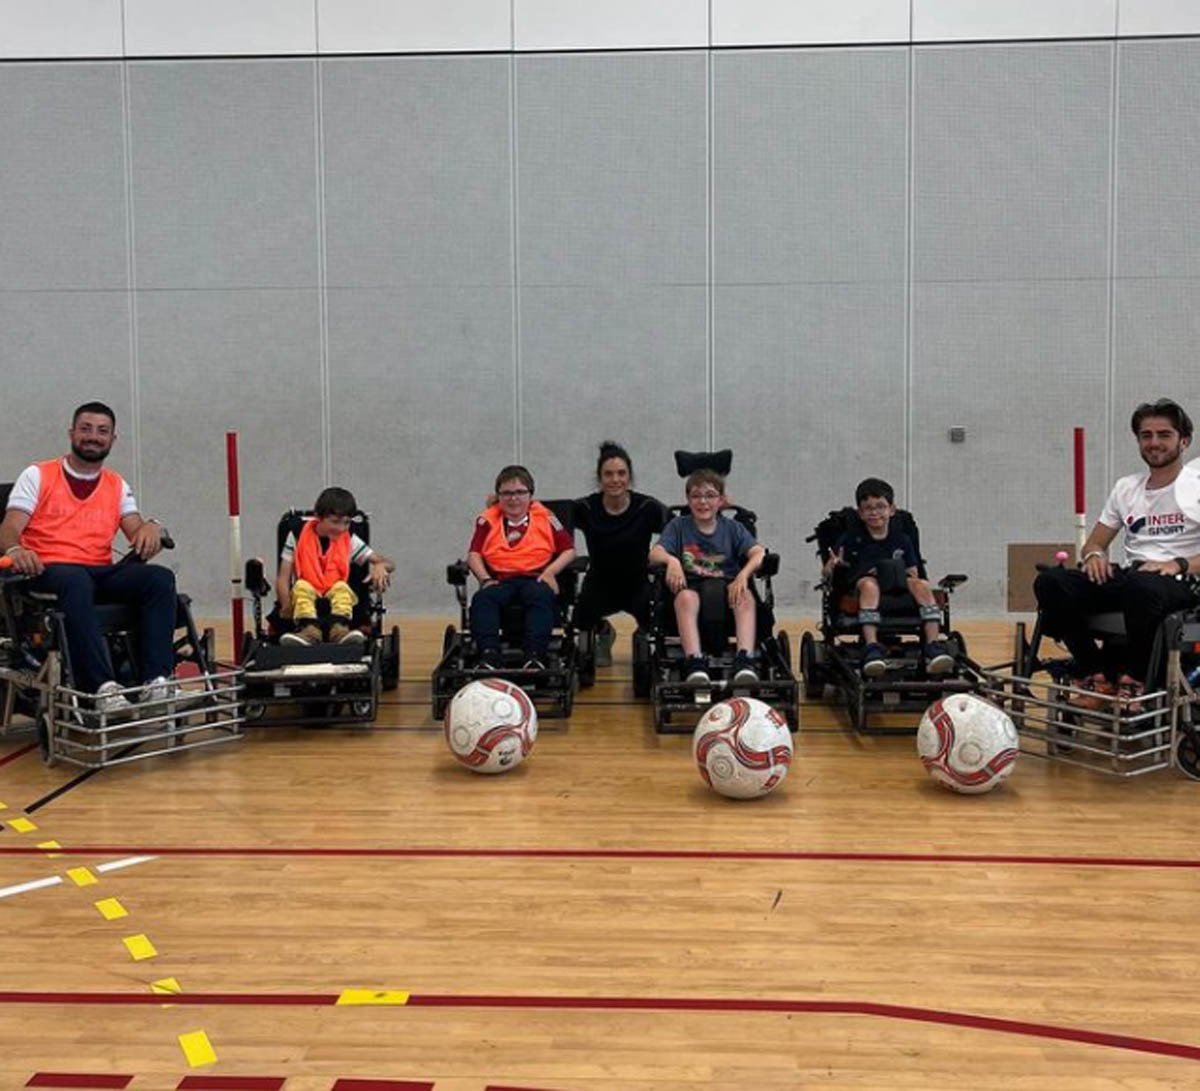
[1174,556,1189,576]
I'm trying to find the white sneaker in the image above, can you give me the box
[95,681,133,716]
[142,675,179,703]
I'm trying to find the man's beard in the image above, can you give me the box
[70,441,109,464]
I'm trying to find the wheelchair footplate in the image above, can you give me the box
[653,672,799,735]
[242,642,379,725]
[44,669,244,769]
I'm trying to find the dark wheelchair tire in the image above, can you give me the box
[1177,729,1200,780]
[442,625,457,657]
[775,629,793,676]
[800,630,825,694]
[433,697,449,721]
[382,625,402,691]
[244,701,266,722]
[632,631,651,699]
[950,630,969,660]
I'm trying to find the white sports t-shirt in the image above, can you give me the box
[1098,462,1200,562]
[6,460,138,518]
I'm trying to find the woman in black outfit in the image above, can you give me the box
[573,441,669,665]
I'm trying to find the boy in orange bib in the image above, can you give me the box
[275,487,394,645]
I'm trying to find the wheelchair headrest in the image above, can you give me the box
[808,506,924,568]
[667,502,758,537]
[674,449,732,478]
[0,482,11,511]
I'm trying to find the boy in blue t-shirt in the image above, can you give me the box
[649,468,765,684]
[823,477,953,678]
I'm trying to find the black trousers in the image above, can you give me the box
[1032,565,1197,682]
[573,572,653,631]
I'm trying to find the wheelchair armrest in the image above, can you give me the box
[446,560,470,586]
[568,556,590,576]
[938,574,969,591]
[757,552,780,579]
[244,558,272,598]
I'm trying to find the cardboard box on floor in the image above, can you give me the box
[1007,543,1075,613]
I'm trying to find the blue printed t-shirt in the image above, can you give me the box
[658,513,758,581]
[834,521,918,579]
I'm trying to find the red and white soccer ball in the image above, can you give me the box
[692,697,793,799]
[445,679,538,774]
[917,694,1019,794]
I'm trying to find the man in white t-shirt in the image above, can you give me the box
[1034,398,1200,701]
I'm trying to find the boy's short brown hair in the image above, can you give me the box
[495,465,535,494]
[685,468,725,496]
[314,486,357,518]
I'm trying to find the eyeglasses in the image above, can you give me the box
[860,502,890,514]
[498,489,531,499]
[688,491,722,501]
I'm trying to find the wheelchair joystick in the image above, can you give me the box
[1054,551,1069,566]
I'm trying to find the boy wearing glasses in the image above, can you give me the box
[649,468,765,685]
[467,465,576,671]
[277,486,394,646]
[823,477,952,678]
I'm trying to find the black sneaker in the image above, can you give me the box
[685,656,710,685]
[477,651,500,672]
[732,651,759,684]
[861,643,887,679]
[523,658,546,672]
[923,642,955,676]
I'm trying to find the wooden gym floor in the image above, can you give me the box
[0,617,1198,1091]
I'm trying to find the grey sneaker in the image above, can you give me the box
[95,680,133,716]
[281,623,321,646]
[141,675,179,703]
[732,652,759,684]
[923,642,955,676]
[685,657,710,685]
[595,620,616,667]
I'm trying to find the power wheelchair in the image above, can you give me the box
[799,506,971,734]
[996,558,1200,778]
[632,451,799,734]
[240,507,401,725]
[0,487,242,768]
[431,498,586,720]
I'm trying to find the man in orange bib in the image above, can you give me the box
[466,465,575,670]
[0,402,174,713]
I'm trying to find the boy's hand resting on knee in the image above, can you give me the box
[538,571,559,595]
[727,572,751,607]
[664,557,686,594]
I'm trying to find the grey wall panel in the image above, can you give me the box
[911,281,1109,610]
[1116,39,1200,280]
[136,290,324,615]
[1112,278,1200,452]
[713,48,908,286]
[0,292,133,479]
[322,56,513,289]
[516,53,707,287]
[713,283,906,608]
[913,42,1112,283]
[129,60,319,290]
[0,64,127,291]
[326,286,516,611]
[518,287,708,511]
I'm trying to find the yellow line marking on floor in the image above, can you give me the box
[336,988,411,1005]
[94,896,128,920]
[66,866,98,887]
[7,817,37,833]
[122,933,158,961]
[178,1029,217,1067]
[37,839,62,858]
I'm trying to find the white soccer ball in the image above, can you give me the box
[917,693,1019,794]
[692,697,793,799]
[445,679,538,774]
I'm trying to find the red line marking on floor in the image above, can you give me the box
[0,742,38,769]
[0,844,1198,869]
[5,991,1200,1063]
[330,1081,435,1090]
[176,1078,286,1090]
[26,1076,133,1089]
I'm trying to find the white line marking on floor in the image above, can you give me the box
[0,875,63,900]
[96,855,157,873]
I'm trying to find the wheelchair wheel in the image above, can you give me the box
[1177,728,1200,780]
[577,629,596,688]
[37,710,56,767]
[351,698,374,718]
[800,631,826,696]
[632,630,651,699]
[950,630,969,660]
[775,630,793,676]
[381,626,401,691]
[244,701,266,722]
[433,696,449,721]
[442,624,457,657]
